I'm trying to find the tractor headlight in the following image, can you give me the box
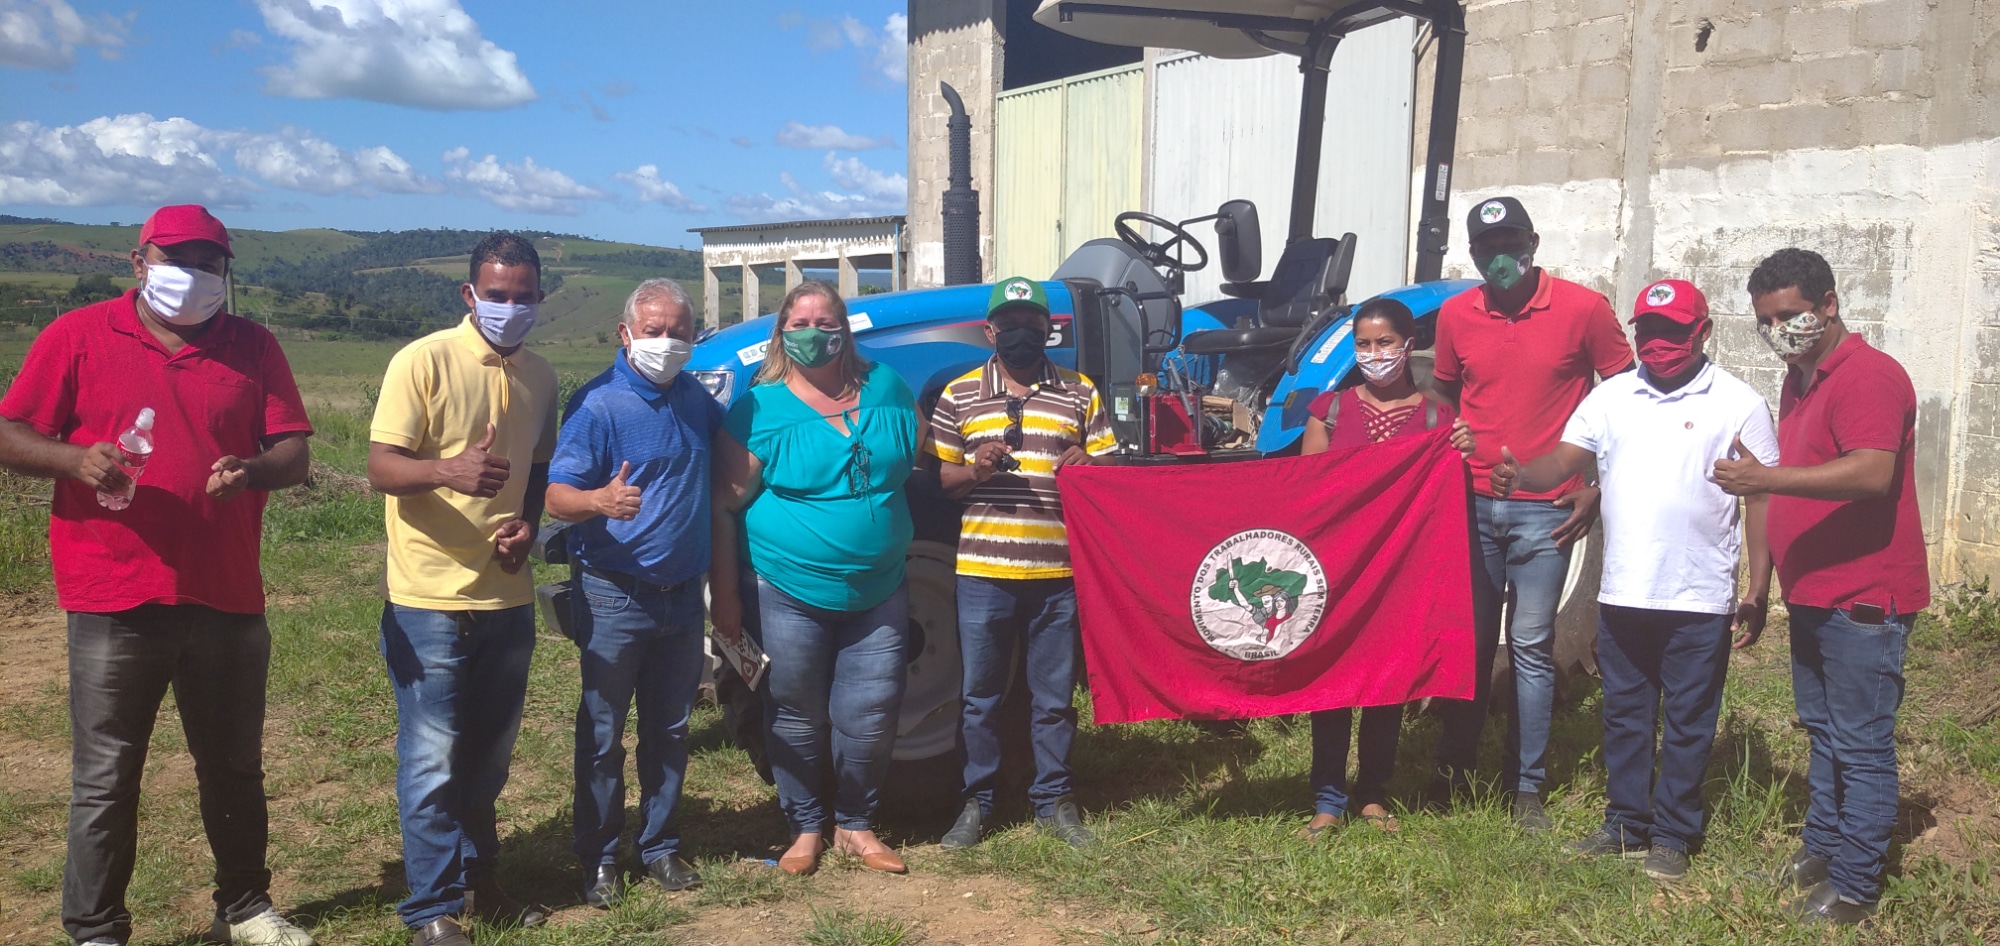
[690,368,735,408]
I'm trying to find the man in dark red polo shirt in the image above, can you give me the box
[1427,196,1635,829]
[1714,247,1928,927]
[0,206,317,946]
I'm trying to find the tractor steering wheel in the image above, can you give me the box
[1115,211,1210,276]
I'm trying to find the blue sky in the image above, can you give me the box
[0,0,909,249]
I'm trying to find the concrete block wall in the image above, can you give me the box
[1425,0,2000,584]
[907,1,1004,289]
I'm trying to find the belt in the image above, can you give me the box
[581,566,697,596]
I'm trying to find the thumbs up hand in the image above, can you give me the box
[1489,446,1521,498]
[1712,435,1768,496]
[596,461,644,520]
[437,422,511,497]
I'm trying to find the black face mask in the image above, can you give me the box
[994,324,1047,369]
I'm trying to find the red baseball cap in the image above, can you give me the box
[139,204,233,258]
[1630,278,1707,325]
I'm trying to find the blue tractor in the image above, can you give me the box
[687,0,1603,786]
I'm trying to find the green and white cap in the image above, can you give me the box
[987,276,1050,319]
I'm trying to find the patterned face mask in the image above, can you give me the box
[1356,342,1411,385]
[1758,309,1825,361]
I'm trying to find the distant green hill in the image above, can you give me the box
[0,219,737,342]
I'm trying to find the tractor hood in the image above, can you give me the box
[1032,0,1404,59]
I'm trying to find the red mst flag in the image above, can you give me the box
[1056,428,1476,724]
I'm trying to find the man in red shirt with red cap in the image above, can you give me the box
[0,205,317,946]
[1715,248,1929,927]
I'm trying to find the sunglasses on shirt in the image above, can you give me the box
[994,396,1024,473]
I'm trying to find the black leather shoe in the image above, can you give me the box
[1510,792,1552,833]
[1790,880,1879,925]
[465,881,547,928]
[1780,845,1831,889]
[940,799,983,850]
[411,918,470,946]
[1034,794,1097,849]
[646,853,703,891]
[583,864,623,909]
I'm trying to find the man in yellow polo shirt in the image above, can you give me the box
[366,232,559,946]
[927,277,1116,851]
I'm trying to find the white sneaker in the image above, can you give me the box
[76,939,121,946]
[209,909,315,946]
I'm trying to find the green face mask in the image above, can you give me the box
[781,326,843,368]
[1475,252,1532,291]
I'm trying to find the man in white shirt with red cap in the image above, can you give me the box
[1490,279,1777,884]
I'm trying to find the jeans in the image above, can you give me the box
[63,606,274,945]
[570,568,705,869]
[380,603,536,928]
[1309,704,1404,817]
[1788,604,1913,903]
[1596,606,1732,853]
[956,576,1081,818]
[752,578,908,834]
[1435,496,1573,794]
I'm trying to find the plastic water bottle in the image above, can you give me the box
[96,407,156,511]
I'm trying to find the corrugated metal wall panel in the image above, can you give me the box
[1061,67,1144,259]
[1151,18,1417,303]
[994,83,1068,281]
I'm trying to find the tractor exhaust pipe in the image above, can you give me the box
[940,82,982,286]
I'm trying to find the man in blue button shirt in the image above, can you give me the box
[546,277,722,907]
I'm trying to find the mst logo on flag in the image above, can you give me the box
[1192,530,1327,660]
[1058,428,1476,724]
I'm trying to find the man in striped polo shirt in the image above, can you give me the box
[927,277,1117,850]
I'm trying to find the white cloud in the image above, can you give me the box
[443,149,601,214]
[783,11,905,84]
[614,164,707,213]
[775,121,894,151]
[232,131,443,196]
[0,113,438,206]
[254,0,535,111]
[725,152,906,222]
[0,0,125,71]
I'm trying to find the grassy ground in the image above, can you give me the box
[0,338,1995,946]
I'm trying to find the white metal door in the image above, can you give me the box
[1150,18,1417,303]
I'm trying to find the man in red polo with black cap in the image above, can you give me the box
[1426,195,1635,829]
[0,205,316,946]
[1489,279,1777,884]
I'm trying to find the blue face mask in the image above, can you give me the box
[473,298,538,348]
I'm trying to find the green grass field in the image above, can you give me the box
[0,337,1994,946]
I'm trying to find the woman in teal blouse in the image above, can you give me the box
[710,281,918,876]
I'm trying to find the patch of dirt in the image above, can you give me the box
[0,608,69,797]
[659,867,1144,946]
[1902,775,2000,871]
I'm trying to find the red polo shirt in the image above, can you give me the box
[1768,334,1930,613]
[1432,273,1634,499]
[0,291,312,615]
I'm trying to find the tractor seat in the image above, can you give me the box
[1179,235,1354,357]
[1181,326,1300,356]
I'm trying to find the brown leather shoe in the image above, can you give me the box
[858,851,908,874]
[778,834,825,876]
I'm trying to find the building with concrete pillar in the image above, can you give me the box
[688,216,908,327]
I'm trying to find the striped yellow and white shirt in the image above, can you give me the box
[927,358,1118,579]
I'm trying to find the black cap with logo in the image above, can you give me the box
[1465,196,1536,243]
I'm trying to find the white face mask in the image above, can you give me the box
[625,332,693,385]
[141,263,226,326]
[1356,342,1411,385]
[473,298,538,348]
